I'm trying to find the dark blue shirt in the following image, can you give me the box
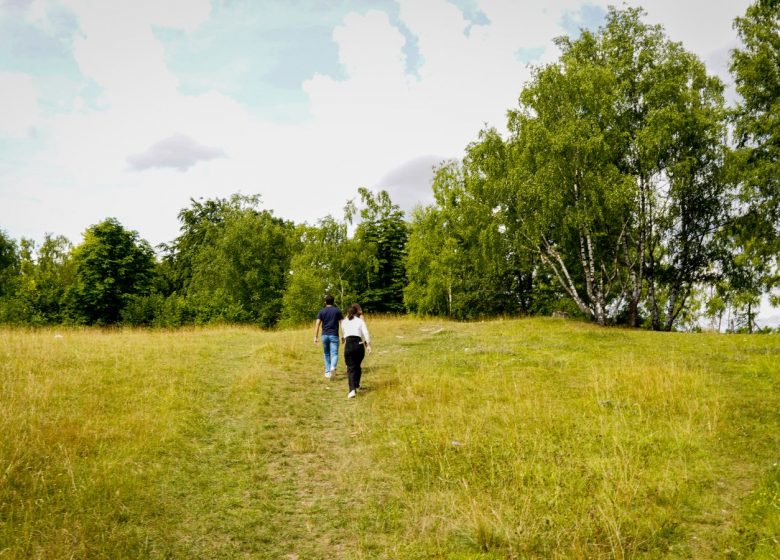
[317,306,343,335]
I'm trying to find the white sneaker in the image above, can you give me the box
[347,390,356,399]
[324,371,331,378]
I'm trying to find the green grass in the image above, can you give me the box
[1,318,778,558]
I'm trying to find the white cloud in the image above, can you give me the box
[335,11,407,82]
[297,0,565,214]
[63,0,210,107]
[556,0,750,85]
[303,1,535,169]
[0,72,40,138]
[127,133,225,172]
[636,0,748,58]
[25,0,56,31]
[68,5,176,106]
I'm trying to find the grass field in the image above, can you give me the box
[0,317,778,559]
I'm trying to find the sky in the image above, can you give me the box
[3,0,774,324]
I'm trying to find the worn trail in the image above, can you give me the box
[161,331,374,559]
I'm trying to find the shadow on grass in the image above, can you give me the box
[360,369,399,394]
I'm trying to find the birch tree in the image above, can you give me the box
[509,29,633,325]
[508,7,727,328]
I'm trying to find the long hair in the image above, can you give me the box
[347,303,362,320]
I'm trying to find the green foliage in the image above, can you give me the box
[0,229,19,299]
[0,230,21,323]
[281,217,368,324]
[350,188,409,313]
[404,203,454,316]
[404,154,538,320]
[722,0,780,327]
[280,263,327,326]
[156,195,298,327]
[185,198,297,327]
[121,293,169,327]
[499,7,728,328]
[68,218,156,325]
[0,230,23,323]
[13,235,76,324]
[405,6,729,329]
[730,0,780,252]
[160,195,240,294]
[282,188,409,323]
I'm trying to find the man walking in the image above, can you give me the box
[313,294,343,378]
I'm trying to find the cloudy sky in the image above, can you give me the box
[0,0,753,252]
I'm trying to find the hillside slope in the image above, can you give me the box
[1,318,778,558]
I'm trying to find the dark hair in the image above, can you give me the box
[324,294,335,305]
[347,303,362,320]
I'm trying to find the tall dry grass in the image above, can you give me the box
[1,319,778,558]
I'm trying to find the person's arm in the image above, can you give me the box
[313,318,321,344]
[362,320,371,354]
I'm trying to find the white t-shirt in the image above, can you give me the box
[341,316,370,343]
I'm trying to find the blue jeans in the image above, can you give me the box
[321,334,340,372]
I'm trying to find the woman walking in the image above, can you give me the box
[341,303,371,399]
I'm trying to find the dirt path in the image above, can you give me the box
[165,331,377,559]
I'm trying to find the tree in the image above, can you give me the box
[183,196,297,327]
[216,208,296,326]
[731,0,780,245]
[0,229,19,299]
[610,14,728,330]
[726,0,780,320]
[0,229,21,322]
[405,164,465,317]
[347,188,409,313]
[160,195,239,295]
[16,234,75,324]
[507,7,728,328]
[405,151,536,320]
[68,218,156,325]
[508,23,634,325]
[405,202,456,317]
[282,217,369,324]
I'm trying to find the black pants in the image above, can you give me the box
[344,336,365,392]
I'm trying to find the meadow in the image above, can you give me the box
[0,318,778,559]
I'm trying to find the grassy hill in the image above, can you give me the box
[1,318,778,559]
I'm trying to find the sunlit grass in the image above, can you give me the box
[1,319,778,558]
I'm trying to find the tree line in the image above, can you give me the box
[1,3,777,332]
